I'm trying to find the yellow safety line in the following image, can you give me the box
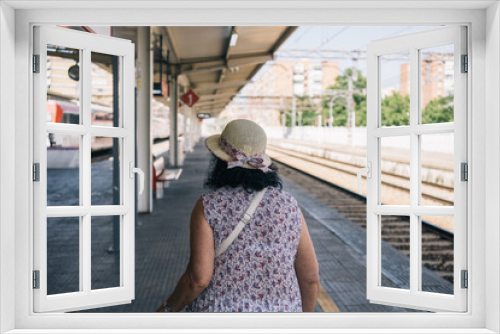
[317,284,341,312]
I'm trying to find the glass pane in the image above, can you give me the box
[380,136,410,205]
[380,215,410,290]
[47,45,81,124]
[91,52,121,127]
[92,216,121,290]
[91,137,121,205]
[380,51,410,127]
[421,133,454,206]
[47,217,80,295]
[47,133,80,206]
[421,216,454,295]
[420,44,454,124]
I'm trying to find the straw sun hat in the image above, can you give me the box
[205,119,272,172]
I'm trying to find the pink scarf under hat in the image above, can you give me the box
[219,136,272,173]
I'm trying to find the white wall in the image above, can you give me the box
[0,2,16,333]
[265,126,454,153]
[6,4,493,332]
[485,2,500,332]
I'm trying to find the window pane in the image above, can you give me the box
[420,45,454,124]
[92,216,121,290]
[421,133,454,206]
[380,51,410,127]
[91,52,121,127]
[421,216,454,295]
[47,133,80,206]
[91,137,121,205]
[380,215,410,290]
[47,217,80,295]
[380,136,410,205]
[47,45,81,124]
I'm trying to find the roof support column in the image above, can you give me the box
[191,110,200,149]
[183,101,193,153]
[169,72,179,167]
[137,26,153,213]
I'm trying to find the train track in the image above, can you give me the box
[272,156,454,284]
[268,145,454,206]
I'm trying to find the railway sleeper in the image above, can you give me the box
[388,241,452,251]
[422,253,454,262]
[423,262,454,272]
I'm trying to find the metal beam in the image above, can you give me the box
[196,102,229,109]
[195,100,231,108]
[160,26,180,64]
[181,65,226,76]
[270,26,298,53]
[226,53,273,68]
[179,52,273,68]
[199,93,236,101]
[194,80,252,92]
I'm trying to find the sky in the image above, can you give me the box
[242,25,444,95]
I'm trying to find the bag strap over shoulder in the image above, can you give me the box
[215,187,268,258]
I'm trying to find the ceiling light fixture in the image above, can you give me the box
[229,33,239,47]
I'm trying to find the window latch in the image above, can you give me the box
[129,162,145,195]
[356,161,372,195]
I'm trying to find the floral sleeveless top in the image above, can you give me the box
[187,186,303,312]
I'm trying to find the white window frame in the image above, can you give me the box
[33,26,136,313]
[366,26,467,312]
[1,2,498,333]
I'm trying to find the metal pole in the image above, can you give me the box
[183,96,190,152]
[298,111,303,127]
[291,94,296,127]
[347,74,355,147]
[137,27,153,213]
[329,99,334,128]
[110,55,120,252]
[169,73,179,167]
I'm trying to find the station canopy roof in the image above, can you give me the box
[116,26,297,117]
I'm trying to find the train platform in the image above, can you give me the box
[53,140,453,313]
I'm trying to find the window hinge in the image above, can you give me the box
[461,270,468,289]
[33,270,40,289]
[33,163,40,182]
[461,54,468,73]
[33,54,40,73]
[461,162,468,181]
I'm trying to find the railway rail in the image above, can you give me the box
[89,142,455,283]
[268,144,454,206]
[272,153,455,284]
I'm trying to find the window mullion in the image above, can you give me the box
[409,47,420,294]
[81,48,92,294]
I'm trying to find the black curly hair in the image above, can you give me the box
[204,155,283,193]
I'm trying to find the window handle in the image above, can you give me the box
[357,162,372,195]
[129,162,145,195]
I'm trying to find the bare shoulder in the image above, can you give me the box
[191,197,206,223]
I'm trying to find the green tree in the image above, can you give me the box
[381,92,410,126]
[285,95,318,126]
[422,95,454,123]
[321,68,367,126]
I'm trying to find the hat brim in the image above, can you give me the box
[205,134,272,170]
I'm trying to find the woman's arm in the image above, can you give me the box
[294,211,320,312]
[157,197,214,312]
